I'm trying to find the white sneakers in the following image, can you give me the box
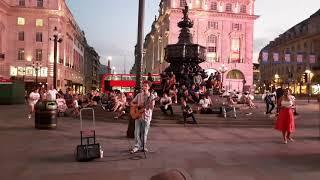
[130,147,149,154]
[130,147,139,154]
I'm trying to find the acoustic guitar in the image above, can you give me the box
[130,105,145,120]
[130,96,156,120]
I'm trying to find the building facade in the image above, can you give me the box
[84,39,100,92]
[252,63,261,93]
[142,0,257,91]
[258,9,320,95]
[0,0,91,93]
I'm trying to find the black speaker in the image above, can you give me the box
[76,143,100,162]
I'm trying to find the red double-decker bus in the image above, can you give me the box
[100,74,161,94]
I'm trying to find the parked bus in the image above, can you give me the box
[100,74,161,94]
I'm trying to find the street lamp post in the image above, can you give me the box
[51,27,63,89]
[305,69,311,103]
[218,64,228,90]
[32,62,42,88]
[135,0,145,93]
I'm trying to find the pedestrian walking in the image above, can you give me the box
[28,88,40,119]
[275,88,295,144]
[264,91,275,114]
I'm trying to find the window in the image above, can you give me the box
[18,31,24,41]
[207,34,217,44]
[17,17,25,25]
[194,0,202,9]
[18,48,25,60]
[210,2,217,11]
[37,0,43,7]
[207,47,218,62]
[231,39,240,52]
[297,44,301,51]
[36,19,43,27]
[36,32,43,42]
[226,70,244,79]
[208,46,217,53]
[35,49,42,61]
[230,38,240,63]
[19,0,25,6]
[207,35,218,62]
[232,23,242,31]
[225,3,232,12]
[180,0,187,7]
[208,21,218,29]
[240,5,246,13]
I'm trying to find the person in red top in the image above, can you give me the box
[275,88,295,144]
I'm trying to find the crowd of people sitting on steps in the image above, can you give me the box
[26,71,257,122]
[97,71,256,122]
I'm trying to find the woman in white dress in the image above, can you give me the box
[28,88,40,119]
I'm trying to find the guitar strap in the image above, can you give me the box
[143,93,151,108]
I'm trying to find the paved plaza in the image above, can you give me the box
[0,100,320,180]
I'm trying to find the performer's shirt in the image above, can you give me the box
[132,92,155,122]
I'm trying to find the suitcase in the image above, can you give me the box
[75,108,102,162]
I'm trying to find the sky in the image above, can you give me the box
[66,0,320,72]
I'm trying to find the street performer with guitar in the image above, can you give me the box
[130,81,155,154]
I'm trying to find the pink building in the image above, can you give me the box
[143,0,258,91]
[0,0,85,93]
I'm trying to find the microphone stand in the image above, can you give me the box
[140,119,147,159]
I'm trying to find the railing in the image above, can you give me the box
[227,58,244,63]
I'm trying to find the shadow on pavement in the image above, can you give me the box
[276,153,320,170]
[34,153,75,163]
[296,136,320,141]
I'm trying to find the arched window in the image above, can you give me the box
[210,1,217,11]
[226,70,244,79]
[225,3,232,12]
[240,5,246,13]
[207,34,217,44]
[180,0,187,7]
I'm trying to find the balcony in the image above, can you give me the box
[228,58,244,63]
